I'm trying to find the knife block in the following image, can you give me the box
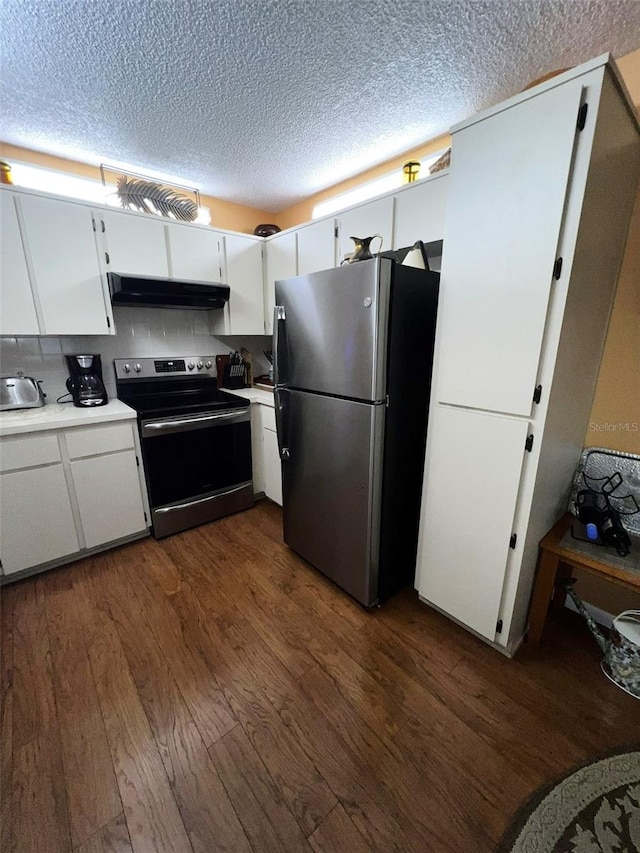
[215,354,248,389]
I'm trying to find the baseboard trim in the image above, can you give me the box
[1,529,150,585]
[418,595,515,658]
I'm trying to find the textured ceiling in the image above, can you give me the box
[1,0,640,211]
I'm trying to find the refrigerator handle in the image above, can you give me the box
[273,304,286,386]
[274,387,290,460]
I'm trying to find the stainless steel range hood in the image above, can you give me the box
[108,272,230,310]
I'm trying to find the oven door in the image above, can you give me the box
[140,407,253,537]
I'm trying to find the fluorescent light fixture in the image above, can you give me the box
[313,172,401,219]
[7,161,211,224]
[9,162,110,204]
[312,149,448,220]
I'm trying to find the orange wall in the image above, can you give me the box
[566,50,640,614]
[3,48,638,235]
[578,181,640,613]
[274,133,451,231]
[0,135,452,234]
[584,51,640,458]
[0,142,275,234]
[585,184,640,456]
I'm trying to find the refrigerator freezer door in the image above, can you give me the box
[282,389,384,606]
[275,258,391,402]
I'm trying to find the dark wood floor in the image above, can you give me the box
[1,500,637,853]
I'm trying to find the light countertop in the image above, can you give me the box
[0,399,138,437]
[224,386,275,407]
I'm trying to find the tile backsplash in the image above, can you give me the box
[0,307,272,401]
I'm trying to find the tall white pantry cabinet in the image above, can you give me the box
[416,55,640,655]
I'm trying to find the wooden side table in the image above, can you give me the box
[528,513,640,645]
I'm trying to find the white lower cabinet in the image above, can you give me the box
[263,426,283,506]
[71,449,147,548]
[248,402,282,505]
[261,403,282,504]
[0,464,79,574]
[0,421,148,579]
[250,403,266,495]
[416,406,530,641]
[66,422,148,550]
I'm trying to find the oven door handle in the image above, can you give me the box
[142,408,250,437]
[154,481,253,514]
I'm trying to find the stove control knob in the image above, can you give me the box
[205,360,212,369]
[123,363,131,373]
[134,363,142,373]
[187,361,195,370]
[196,361,203,370]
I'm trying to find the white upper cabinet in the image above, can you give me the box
[217,233,265,335]
[17,194,113,335]
[166,222,224,282]
[264,230,297,335]
[297,218,336,276]
[101,209,169,277]
[0,191,39,335]
[336,196,394,264]
[393,174,449,248]
[435,81,584,417]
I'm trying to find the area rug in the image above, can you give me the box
[498,750,640,852]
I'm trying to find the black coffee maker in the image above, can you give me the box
[65,354,108,407]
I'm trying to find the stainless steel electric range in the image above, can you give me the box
[115,356,252,538]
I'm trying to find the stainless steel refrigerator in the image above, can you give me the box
[274,257,439,607]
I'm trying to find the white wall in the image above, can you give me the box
[0,308,272,401]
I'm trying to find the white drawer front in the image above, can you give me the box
[0,433,61,472]
[66,422,135,459]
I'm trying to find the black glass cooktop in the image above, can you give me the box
[117,378,247,420]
